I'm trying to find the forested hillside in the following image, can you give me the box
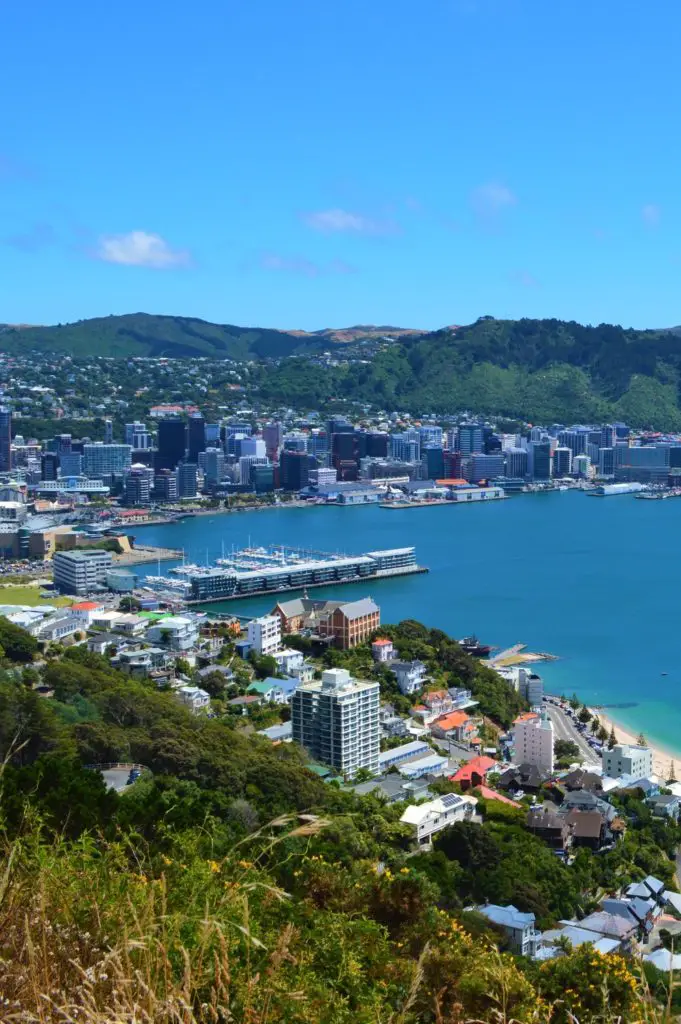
[256,317,681,427]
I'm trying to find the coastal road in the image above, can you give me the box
[543,703,600,766]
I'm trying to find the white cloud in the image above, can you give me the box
[300,208,399,235]
[642,203,661,227]
[470,182,517,219]
[95,230,191,268]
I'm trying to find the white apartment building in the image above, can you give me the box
[291,668,380,777]
[53,549,113,595]
[511,711,554,772]
[400,793,478,846]
[603,743,653,780]
[247,614,281,657]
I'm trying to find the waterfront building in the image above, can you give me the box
[0,406,11,473]
[614,444,670,484]
[552,446,572,476]
[400,793,478,846]
[598,447,615,476]
[291,668,380,777]
[573,454,591,478]
[187,414,206,462]
[558,430,588,457]
[309,467,338,488]
[527,441,552,481]
[82,443,132,479]
[602,743,653,780]
[279,450,310,491]
[249,462,274,493]
[423,445,445,480]
[504,447,528,478]
[53,549,113,595]
[189,547,419,601]
[470,453,505,483]
[247,614,281,657]
[511,711,554,772]
[31,477,110,497]
[177,462,198,498]
[157,418,187,470]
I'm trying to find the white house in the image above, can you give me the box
[511,711,554,773]
[477,904,542,957]
[400,793,478,846]
[603,744,653,781]
[391,659,427,696]
[176,685,210,714]
[70,601,106,626]
[273,647,304,675]
[247,615,281,657]
[372,638,395,662]
[146,615,200,652]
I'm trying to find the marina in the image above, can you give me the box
[144,544,427,603]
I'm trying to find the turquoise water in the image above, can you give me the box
[133,493,681,754]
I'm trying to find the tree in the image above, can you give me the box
[577,706,592,724]
[569,693,580,710]
[637,732,647,746]
[608,725,617,749]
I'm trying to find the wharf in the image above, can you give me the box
[114,545,183,566]
[487,643,559,667]
[186,563,428,605]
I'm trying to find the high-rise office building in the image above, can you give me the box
[205,423,221,446]
[240,437,267,459]
[423,445,445,479]
[552,446,572,477]
[527,441,552,481]
[238,455,268,484]
[177,462,198,498]
[153,469,178,501]
[419,425,443,447]
[124,468,152,506]
[456,424,484,456]
[125,422,152,450]
[199,447,225,487]
[279,450,309,490]
[104,419,113,444]
[82,443,132,479]
[41,453,59,481]
[291,668,380,777]
[598,447,615,476]
[470,453,505,482]
[157,418,187,470]
[250,463,275,493]
[187,414,206,462]
[263,422,283,459]
[0,407,11,473]
[505,448,528,478]
[59,452,83,477]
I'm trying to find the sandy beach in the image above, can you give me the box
[590,708,681,780]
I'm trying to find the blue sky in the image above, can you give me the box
[2,0,680,331]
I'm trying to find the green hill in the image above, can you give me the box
[0,313,320,360]
[259,316,681,428]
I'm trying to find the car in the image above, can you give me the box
[126,768,142,785]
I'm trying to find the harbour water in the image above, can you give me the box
[134,492,681,755]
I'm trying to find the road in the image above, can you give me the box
[544,703,600,765]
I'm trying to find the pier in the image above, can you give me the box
[487,643,559,667]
